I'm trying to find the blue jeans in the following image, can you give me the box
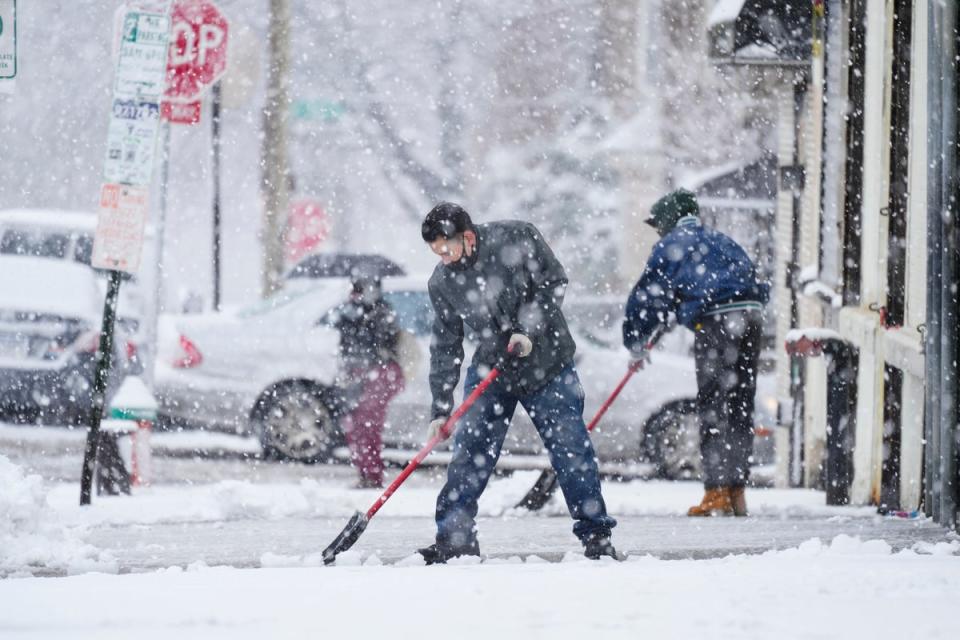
[435,362,616,548]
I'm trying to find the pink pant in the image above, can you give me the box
[342,362,404,484]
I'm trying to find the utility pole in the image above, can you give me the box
[261,0,290,297]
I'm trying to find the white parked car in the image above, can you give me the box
[0,257,126,425]
[155,278,777,480]
[0,209,146,368]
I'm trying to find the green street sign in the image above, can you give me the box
[292,99,346,122]
[0,0,15,80]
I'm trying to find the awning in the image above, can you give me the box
[708,0,812,65]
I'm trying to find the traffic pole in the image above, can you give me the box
[211,80,222,311]
[142,119,171,390]
[80,270,123,506]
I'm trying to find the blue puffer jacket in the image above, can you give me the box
[623,217,770,350]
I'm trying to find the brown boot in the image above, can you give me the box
[729,486,748,517]
[687,487,734,517]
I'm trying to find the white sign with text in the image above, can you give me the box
[115,10,170,99]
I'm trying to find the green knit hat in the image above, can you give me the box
[645,188,700,235]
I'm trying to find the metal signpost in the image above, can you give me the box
[157,0,229,310]
[0,0,16,89]
[145,1,229,396]
[80,5,171,507]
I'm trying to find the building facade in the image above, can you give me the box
[710,0,958,528]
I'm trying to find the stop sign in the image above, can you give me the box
[164,0,229,103]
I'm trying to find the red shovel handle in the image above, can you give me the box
[586,332,662,433]
[585,366,637,433]
[364,364,504,520]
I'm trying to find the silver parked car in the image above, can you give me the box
[155,277,777,479]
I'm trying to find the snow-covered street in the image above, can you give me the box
[2,424,958,639]
[4,541,959,640]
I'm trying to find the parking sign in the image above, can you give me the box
[115,10,170,99]
[92,183,150,273]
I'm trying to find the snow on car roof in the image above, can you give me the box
[0,209,97,232]
[0,256,102,322]
[236,279,352,319]
[382,274,430,292]
[233,275,433,324]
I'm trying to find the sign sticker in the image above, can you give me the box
[104,98,162,185]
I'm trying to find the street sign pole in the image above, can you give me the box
[212,81,222,311]
[163,0,230,310]
[82,7,170,506]
[142,120,172,391]
[79,270,123,506]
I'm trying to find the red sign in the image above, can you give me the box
[285,200,331,264]
[164,0,229,103]
[161,100,202,124]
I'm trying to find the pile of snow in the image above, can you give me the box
[41,473,869,530]
[0,455,116,576]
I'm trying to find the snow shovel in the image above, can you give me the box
[515,329,664,511]
[322,349,515,565]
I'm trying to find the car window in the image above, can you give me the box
[74,234,94,265]
[383,291,434,336]
[0,228,70,259]
[316,305,340,328]
[565,300,624,349]
[237,287,319,319]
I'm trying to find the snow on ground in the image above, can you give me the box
[1,536,958,640]
[1,425,959,639]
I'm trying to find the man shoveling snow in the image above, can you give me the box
[418,202,618,563]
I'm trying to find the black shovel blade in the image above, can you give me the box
[515,468,560,511]
[322,511,369,565]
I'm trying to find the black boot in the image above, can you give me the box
[417,540,481,565]
[583,535,620,560]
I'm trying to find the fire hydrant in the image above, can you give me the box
[107,376,158,487]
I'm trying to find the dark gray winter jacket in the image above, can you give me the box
[427,221,576,418]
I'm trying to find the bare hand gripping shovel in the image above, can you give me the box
[322,352,513,565]
[515,330,664,511]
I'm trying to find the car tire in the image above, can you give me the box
[252,380,343,463]
[640,398,702,481]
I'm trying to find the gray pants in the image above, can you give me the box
[693,310,763,489]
